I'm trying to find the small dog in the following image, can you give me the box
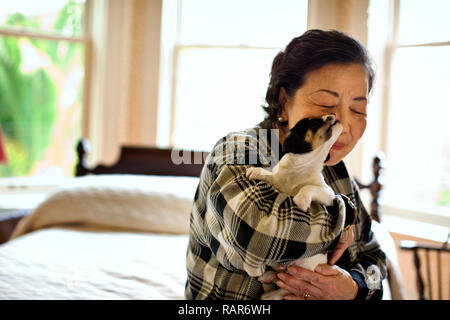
[246,114,343,300]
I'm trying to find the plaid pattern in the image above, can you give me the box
[185,127,386,300]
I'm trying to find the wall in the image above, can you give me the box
[85,0,162,166]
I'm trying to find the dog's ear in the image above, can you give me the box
[282,131,313,154]
[291,117,323,135]
[290,118,310,134]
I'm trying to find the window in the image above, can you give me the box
[0,0,87,178]
[158,0,308,151]
[368,0,450,218]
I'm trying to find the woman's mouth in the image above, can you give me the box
[331,142,345,150]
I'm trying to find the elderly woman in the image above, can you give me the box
[185,29,386,300]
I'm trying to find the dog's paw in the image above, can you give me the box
[261,288,289,300]
[258,270,277,283]
[322,196,335,207]
[270,262,286,272]
[246,167,266,180]
[293,192,311,212]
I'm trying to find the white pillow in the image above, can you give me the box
[11,175,200,238]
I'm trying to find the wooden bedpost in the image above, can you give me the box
[75,138,91,177]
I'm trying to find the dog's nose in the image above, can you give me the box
[323,114,335,123]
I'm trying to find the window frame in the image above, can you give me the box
[157,0,308,149]
[0,0,92,178]
[376,0,450,236]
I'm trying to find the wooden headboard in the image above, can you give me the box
[75,138,209,177]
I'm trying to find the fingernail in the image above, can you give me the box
[277,273,286,280]
[276,280,284,287]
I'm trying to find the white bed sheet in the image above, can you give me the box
[0,174,199,300]
[0,226,189,300]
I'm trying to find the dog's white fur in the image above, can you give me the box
[246,114,343,300]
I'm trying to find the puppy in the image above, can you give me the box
[246,114,343,300]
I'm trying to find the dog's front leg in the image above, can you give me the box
[293,184,335,211]
[293,185,336,211]
[258,262,286,283]
[293,186,314,212]
[311,184,335,206]
[246,167,274,184]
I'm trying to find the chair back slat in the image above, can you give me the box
[438,250,442,300]
[401,233,449,300]
[413,248,425,299]
[425,249,432,299]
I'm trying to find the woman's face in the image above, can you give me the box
[279,63,369,166]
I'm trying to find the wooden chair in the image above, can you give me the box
[354,151,384,223]
[400,234,450,300]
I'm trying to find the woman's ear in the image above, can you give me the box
[279,87,287,105]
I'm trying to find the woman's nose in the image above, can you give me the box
[333,112,340,121]
[334,112,349,131]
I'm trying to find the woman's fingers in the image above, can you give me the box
[284,294,304,300]
[314,263,341,276]
[328,226,354,265]
[276,279,320,299]
[328,243,347,265]
[285,265,315,282]
[276,270,321,298]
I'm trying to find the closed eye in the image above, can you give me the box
[351,108,366,116]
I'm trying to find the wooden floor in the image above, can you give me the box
[389,232,449,300]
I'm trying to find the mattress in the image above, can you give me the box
[0,227,189,299]
[0,174,200,300]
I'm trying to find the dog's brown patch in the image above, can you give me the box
[305,130,313,143]
[311,126,330,150]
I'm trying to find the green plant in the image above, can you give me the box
[0,1,84,177]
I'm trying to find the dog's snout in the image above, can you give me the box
[322,114,335,123]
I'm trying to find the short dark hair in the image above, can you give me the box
[259,29,375,129]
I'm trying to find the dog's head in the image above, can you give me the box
[282,114,343,157]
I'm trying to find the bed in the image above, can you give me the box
[0,139,405,300]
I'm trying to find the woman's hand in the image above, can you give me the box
[275,225,357,300]
[328,225,354,265]
[276,264,358,300]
